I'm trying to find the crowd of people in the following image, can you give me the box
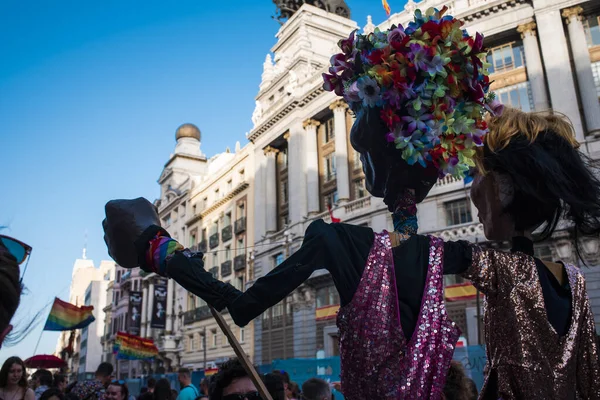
[2,356,443,400]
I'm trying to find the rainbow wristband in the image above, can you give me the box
[146,234,184,276]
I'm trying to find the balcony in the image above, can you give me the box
[221,260,232,277]
[234,254,246,271]
[209,233,219,249]
[183,306,211,324]
[234,217,246,234]
[222,225,233,242]
[198,240,207,253]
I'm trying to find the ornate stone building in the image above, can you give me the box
[248,0,600,363]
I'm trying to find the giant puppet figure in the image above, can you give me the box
[102,7,599,400]
[103,8,495,400]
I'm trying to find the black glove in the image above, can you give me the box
[102,197,169,269]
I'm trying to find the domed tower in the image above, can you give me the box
[174,123,202,156]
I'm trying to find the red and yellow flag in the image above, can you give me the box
[382,0,391,16]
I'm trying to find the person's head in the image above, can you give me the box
[442,361,475,400]
[36,370,53,388]
[53,374,67,392]
[301,378,331,400]
[40,388,65,400]
[472,107,600,247]
[200,378,209,394]
[95,363,114,387]
[152,378,171,400]
[286,382,299,399]
[0,234,32,348]
[177,368,191,387]
[269,371,290,392]
[0,357,28,388]
[260,373,285,400]
[208,359,258,400]
[106,381,128,400]
[147,378,156,393]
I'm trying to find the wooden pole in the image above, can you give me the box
[209,307,273,400]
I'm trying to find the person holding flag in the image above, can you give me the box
[102,7,499,399]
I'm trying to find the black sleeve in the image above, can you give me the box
[227,219,346,326]
[443,240,473,275]
[167,252,242,312]
[167,219,337,327]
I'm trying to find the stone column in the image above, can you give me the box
[563,6,600,136]
[264,146,278,233]
[287,122,307,222]
[147,281,155,336]
[141,285,148,337]
[303,119,321,215]
[536,9,585,141]
[516,22,549,111]
[166,279,174,333]
[330,100,350,202]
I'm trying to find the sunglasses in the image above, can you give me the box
[111,380,126,385]
[222,392,261,400]
[0,235,32,265]
[0,235,32,283]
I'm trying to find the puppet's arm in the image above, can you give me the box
[145,220,329,327]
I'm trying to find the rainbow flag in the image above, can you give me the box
[43,297,95,331]
[113,332,158,360]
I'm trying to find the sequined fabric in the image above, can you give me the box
[464,248,600,399]
[337,233,460,399]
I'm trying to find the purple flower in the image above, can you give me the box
[382,88,402,108]
[401,108,433,133]
[323,73,343,96]
[356,76,381,107]
[386,131,397,143]
[409,44,429,72]
[387,26,406,43]
[344,81,361,103]
[339,30,356,55]
[329,53,350,74]
[485,98,505,117]
[425,55,447,77]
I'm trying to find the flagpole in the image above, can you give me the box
[32,327,45,356]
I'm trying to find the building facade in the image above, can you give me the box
[56,258,114,381]
[247,0,600,363]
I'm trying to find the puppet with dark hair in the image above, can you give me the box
[99,7,600,400]
[462,107,600,399]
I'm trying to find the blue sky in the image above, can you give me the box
[0,0,397,361]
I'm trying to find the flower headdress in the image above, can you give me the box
[323,7,501,179]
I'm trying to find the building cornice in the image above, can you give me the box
[200,182,250,218]
[248,76,327,142]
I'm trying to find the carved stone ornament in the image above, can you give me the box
[272,0,350,23]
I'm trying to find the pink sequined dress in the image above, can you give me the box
[337,232,460,400]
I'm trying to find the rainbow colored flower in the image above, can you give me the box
[323,6,498,179]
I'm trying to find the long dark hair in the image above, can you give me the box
[0,357,28,388]
[0,228,43,347]
[477,108,600,256]
[152,379,171,400]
